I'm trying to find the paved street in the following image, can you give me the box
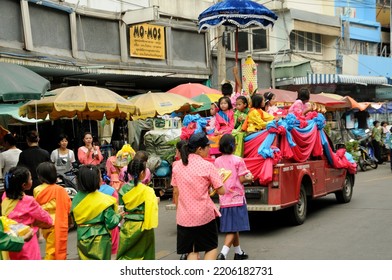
[44,163,392,260]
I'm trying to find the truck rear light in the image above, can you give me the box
[272,167,279,187]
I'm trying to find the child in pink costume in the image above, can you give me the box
[214,134,253,260]
[1,167,53,260]
[209,96,235,156]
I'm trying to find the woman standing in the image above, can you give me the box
[77,132,103,166]
[0,133,22,180]
[50,134,76,177]
[171,132,225,260]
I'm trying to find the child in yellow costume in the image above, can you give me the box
[71,165,122,260]
[117,158,159,260]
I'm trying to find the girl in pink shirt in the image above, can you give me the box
[214,96,235,135]
[171,132,225,260]
[214,134,253,260]
[1,167,53,260]
[288,88,312,116]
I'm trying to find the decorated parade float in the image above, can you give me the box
[171,107,357,225]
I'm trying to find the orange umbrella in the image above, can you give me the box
[168,83,221,99]
[318,93,369,111]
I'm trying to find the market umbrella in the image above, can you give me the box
[198,0,278,66]
[191,93,223,112]
[168,83,221,99]
[128,91,202,119]
[319,93,369,111]
[257,88,297,106]
[19,85,137,121]
[0,62,50,102]
[257,88,346,112]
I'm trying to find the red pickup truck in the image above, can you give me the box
[167,113,356,225]
[242,154,354,225]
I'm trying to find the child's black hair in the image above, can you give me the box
[221,82,233,96]
[236,95,249,107]
[36,162,58,184]
[134,150,149,162]
[219,134,235,155]
[127,159,146,187]
[218,96,233,110]
[77,164,100,193]
[297,88,310,102]
[251,94,264,109]
[4,167,30,200]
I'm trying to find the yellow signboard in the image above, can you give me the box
[130,24,165,60]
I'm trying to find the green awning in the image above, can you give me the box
[0,62,50,102]
[274,61,312,79]
[0,103,47,123]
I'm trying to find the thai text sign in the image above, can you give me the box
[130,24,165,59]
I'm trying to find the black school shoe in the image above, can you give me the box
[180,254,188,260]
[234,251,249,260]
[216,253,226,260]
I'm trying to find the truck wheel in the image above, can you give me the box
[287,185,307,225]
[335,175,353,203]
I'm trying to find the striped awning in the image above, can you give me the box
[293,73,388,85]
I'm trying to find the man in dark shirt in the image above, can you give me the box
[17,130,50,195]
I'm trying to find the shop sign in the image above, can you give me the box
[376,86,392,100]
[130,23,165,59]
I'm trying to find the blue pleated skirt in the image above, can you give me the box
[219,203,250,233]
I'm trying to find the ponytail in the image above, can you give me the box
[128,159,146,186]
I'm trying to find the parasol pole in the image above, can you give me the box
[35,100,38,133]
[235,26,239,93]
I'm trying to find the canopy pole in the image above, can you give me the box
[35,101,38,133]
[72,118,75,139]
[235,26,239,93]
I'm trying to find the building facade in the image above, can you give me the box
[0,0,218,94]
[0,0,277,94]
[258,0,392,101]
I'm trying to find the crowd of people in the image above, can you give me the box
[0,82,324,261]
[1,80,390,261]
[0,128,161,260]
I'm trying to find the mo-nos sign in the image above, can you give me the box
[130,23,165,59]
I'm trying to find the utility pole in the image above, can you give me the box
[217,0,226,87]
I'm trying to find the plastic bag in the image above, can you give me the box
[114,144,136,167]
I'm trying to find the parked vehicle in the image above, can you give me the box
[151,159,172,198]
[167,127,356,226]
[56,163,79,200]
[358,141,378,171]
